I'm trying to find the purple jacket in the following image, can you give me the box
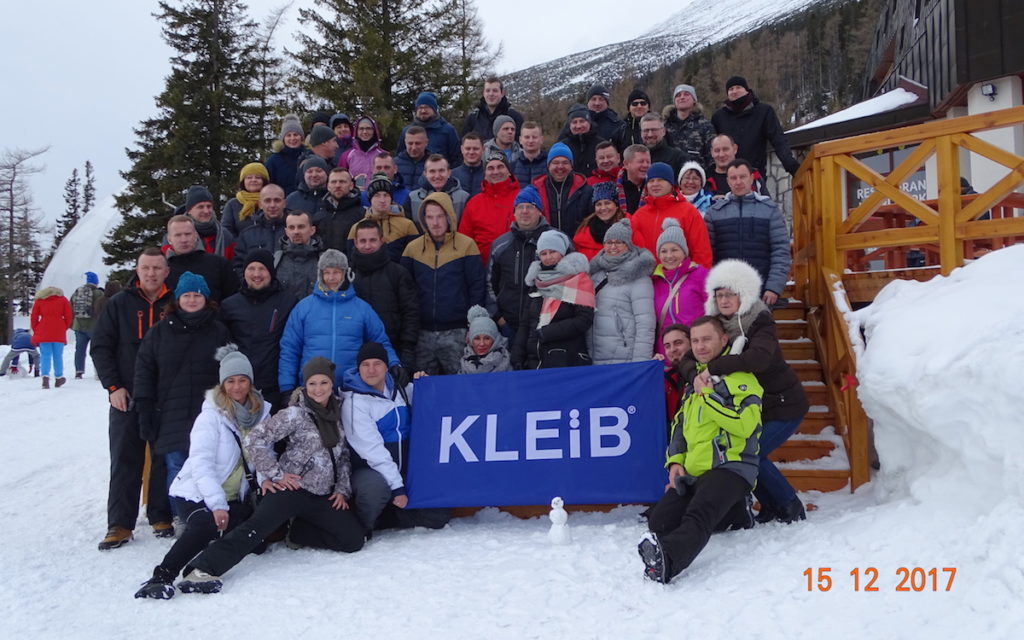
[652,261,708,356]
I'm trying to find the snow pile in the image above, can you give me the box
[787,87,922,133]
[41,193,123,294]
[851,245,1024,506]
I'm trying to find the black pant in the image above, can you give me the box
[160,498,254,577]
[107,406,171,529]
[647,468,751,580]
[191,489,364,577]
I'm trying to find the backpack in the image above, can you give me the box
[71,285,95,319]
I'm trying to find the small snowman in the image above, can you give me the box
[547,496,572,545]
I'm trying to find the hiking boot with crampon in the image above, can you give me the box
[152,521,175,538]
[134,565,176,599]
[178,569,222,594]
[638,532,672,584]
[98,526,133,551]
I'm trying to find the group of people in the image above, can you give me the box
[50,73,811,593]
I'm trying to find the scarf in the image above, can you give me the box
[535,269,596,328]
[304,390,340,449]
[231,394,264,432]
[720,298,770,341]
[587,215,617,245]
[235,190,261,222]
[726,92,755,113]
[462,343,512,373]
[176,307,214,328]
[615,167,635,211]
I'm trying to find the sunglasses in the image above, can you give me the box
[630,100,649,106]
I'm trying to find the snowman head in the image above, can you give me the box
[551,497,564,509]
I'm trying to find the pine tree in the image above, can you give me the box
[56,168,81,245]
[254,4,302,149]
[82,160,96,214]
[291,0,497,141]
[104,0,264,269]
[0,147,50,341]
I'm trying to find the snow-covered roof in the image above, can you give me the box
[787,88,924,133]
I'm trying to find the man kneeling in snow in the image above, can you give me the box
[638,315,763,584]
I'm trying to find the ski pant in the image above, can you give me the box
[190,488,364,577]
[416,328,464,375]
[38,342,64,377]
[350,468,451,535]
[1,348,38,373]
[74,330,91,374]
[753,418,802,511]
[160,498,255,578]
[107,406,171,529]
[647,468,751,579]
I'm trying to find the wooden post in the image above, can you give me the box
[936,135,964,274]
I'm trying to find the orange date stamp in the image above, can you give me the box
[803,567,957,592]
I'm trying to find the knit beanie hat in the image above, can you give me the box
[467,305,499,343]
[415,92,439,113]
[567,103,590,123]
[243,248,276,279]
[673,84,698,102]
[174,271,211,300]
[657,218,688,255]
[185,185,214,212]
[318,248,349,273]
[587,84,611,102]
[239,162,270,185]
[591,181,617,204]
[726,76,750,91]
[366,173,394,200]
[627,89,651,105]
[677,161,706,187]
[85,271,99,285]
[646,162,676,186]
[548,142,574,166]
[356,341,389,366]
[215,344,253,384]
[309,111,333,127]
[300,156,330,175]
[537,229,570,255]
[303,356,336,385]
[310,124,336,148]
[485,149,510,171]
[329,113,351,130]
[605,217,634,246]
[492,115,515,137]
[514,185,543,210]
[279,114,303,139]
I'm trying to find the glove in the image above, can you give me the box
[389,364,410,388]
[135,399,158,442]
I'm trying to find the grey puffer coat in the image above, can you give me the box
[243,389,352,497]
[588,247,657,364]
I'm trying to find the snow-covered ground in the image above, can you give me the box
[2,247,1022,638]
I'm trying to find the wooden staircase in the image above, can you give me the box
[771,294,851,493]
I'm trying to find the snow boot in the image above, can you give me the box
[134,565,176,599]
[638,532,672,584]
[75,371,84,380]
[55,376,67,388]
[41,376,49,389]
[178,569,223,594]
[152,521,175,538]
[98,526,133,550]
[776,497,807,524]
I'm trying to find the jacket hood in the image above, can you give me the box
[476,95,512,115]
[525,251,589,287]
[349,245,390,272]
[340,366,393,398]
[590,247,656,285]
[417,191,458,235]
[703,259,763,316]
[34,286,64,299]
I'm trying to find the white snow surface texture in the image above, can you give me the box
[2,246,1023,637]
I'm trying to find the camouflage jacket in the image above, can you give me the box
[665,111,716,170]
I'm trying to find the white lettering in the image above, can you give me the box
[589,407,631,457]
[439,415,479,463]
[485,414,519,462]
[526,411,563,460]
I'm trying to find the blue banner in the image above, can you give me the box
[406,360,667,508]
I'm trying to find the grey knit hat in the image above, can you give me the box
[657,218,688,256]
[605,217,634,246]
[303,356,336,385]
[537,229,570,255]
[673,84,698,102]
[318,248,349,273]
[280,113,303,139]
[366,173,393,200]
[492,115,515,137]
[310,124,335,147]
[467,305,499,343]
[215,344,253,384]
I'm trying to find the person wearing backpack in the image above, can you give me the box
[70,271,106,379]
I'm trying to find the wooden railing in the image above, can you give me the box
[791,105,1024,490]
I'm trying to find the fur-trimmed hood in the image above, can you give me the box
[703,259,763,316]
[34,286,64,300]
[525,251,589,287]
[589,247,656,286]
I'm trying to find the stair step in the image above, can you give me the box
[770,439,836,462]
[802,382,828,405]
[775,319,808,340]
[780,338,815,359]
[798,409,834,434]
[780,468,850,492]
[772,306,806,321]
[789,361,824,382]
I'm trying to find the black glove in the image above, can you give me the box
[135,399,158,442]
[389,364,410,388]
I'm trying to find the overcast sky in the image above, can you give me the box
[0,0,639,228]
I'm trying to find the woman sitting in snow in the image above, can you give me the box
[176,357,365,594]
[134,346,269,599]
[459,305,512,374]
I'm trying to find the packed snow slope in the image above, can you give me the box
[2,246,1023,638]
[505,0,833,101]
[41,193,123,294]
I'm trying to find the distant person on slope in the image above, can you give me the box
[69,271,105,379]
[30,284,73,389]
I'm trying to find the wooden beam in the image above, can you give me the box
[836,140,938,234]
[820,157,840,274]
[836,225,938,250]
[812,106,1024,158]
[952,132,1024,171]
[956,163,1024,223]
[959,217,1024,239]
[936,135,963,275]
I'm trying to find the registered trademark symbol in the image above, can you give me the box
[627,406,636,414]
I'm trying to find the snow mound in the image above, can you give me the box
[850,245,1024,509]
[41,192,123,293]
